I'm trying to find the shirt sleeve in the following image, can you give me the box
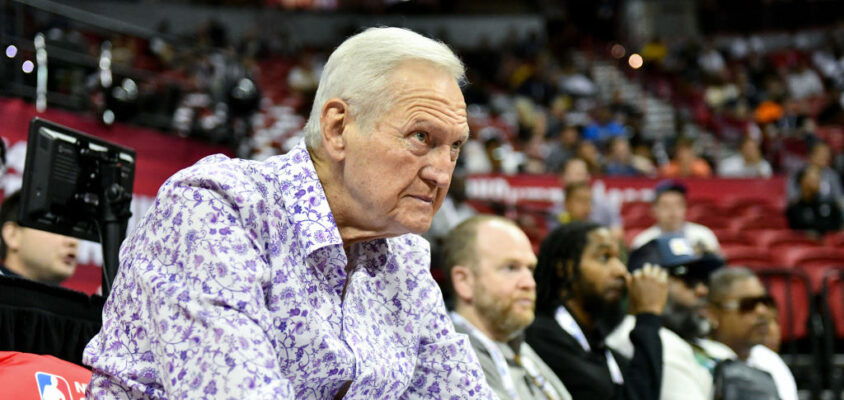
[401,295,495,400]
[621,313,663,400]
[90,163,295,399]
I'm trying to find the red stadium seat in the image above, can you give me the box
[825,231,844,248]
[822,269,844,339]
[624,214,656,230]
[687,214,731,230]
[753,229,823,248]
[729,214,789,231]
[712,229,754,247]
[777,247,844,291]
[780,247,844,268]
[756,268,813,341]
[621,201,651,220]
[722,197,780,217]
[722,245,775,269]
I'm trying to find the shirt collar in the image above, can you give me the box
[276,140,393,293]
[277,140,344,256]
[0,262,19,278]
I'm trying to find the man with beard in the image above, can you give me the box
[445,215,572,400]
[707,267,798,400]
[526,221,669,400]
[606,234,733,400]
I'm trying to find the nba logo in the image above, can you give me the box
[35,372,74,400]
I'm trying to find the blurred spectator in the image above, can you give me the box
[604,137,653,176]
[785,60,824,100]
[552,158,624,241]
[444,216,572,400]
[577,140,604,176]
[608,235,729,400]
[631,180,721,253]
[787,141,844,204]
[0,192,79,285]
[707,268,798,400]
[526,221,668,400]
[717,136,773,178]
[786,166,843,235]
[641,38,668,66]
[582,106,625,146]
[698,41,726,77]
[544,124,580,174]
[558,63,597,98]
[558,182,592,224]
[661,138,713,178]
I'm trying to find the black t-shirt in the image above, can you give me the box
[525,310,663,400]
[786,197,843,234]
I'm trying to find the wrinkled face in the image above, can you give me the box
[574,228,628,307]
[471,221,538,337]
[653,191,686,232]
[710,277,771,353]
[5,224,78,283]
[342,61,468,235]
[566,187,592,221]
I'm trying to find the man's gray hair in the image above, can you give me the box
[303,27,465,149]
[708,267,758,303]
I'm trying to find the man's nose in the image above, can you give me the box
[694,283,709,298]
[421,147,454,188]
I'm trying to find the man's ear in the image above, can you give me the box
[1,222,20,252]
[319,98,352,162]
[451,265,475,303]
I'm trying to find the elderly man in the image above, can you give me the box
[444,215,571,400]
[707,268,798,400]
[84,27,493,399]
[0,191,79,284]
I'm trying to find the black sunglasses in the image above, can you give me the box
[716,295,777,313]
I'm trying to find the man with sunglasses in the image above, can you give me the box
[707,267,798,400]
[607,234,734,400]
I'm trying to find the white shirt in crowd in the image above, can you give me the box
[747,344,798,400]
[631,222,721,254]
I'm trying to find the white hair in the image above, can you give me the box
[303,27,465,149]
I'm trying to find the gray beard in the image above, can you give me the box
[662,297,710,341]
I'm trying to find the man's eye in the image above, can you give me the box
[451,140,463,151]
[413,132,428,142]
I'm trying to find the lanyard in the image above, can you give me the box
[451,312,562,400]
[554,306,624,385]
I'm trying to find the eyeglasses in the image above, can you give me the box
[715,295,777,313]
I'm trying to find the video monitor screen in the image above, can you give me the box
[19,118,136,242]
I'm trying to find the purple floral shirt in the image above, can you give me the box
[83,141,492,399]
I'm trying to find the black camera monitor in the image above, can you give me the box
[19,118,136,242]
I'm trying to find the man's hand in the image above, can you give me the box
[626,263,669,315]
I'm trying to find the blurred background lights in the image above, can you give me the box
[628,53,643,69]
[22,60,34,73]
[610,43,626,59]
[5,45,16,58]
